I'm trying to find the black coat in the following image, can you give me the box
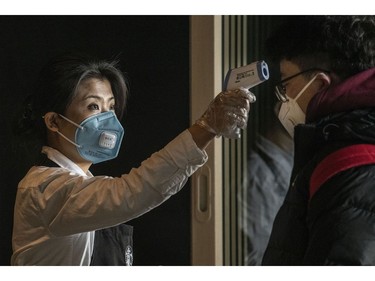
[262,108,375,265]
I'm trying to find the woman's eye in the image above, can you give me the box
[110,104,115,111]
[88,104,100,111]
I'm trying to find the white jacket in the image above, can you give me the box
[12,129,207,265]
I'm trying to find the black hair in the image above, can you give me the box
[265,16,375,80]
[13,52,129,144]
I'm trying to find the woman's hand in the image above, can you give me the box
[189,88,256,149]
[195,87,255,139]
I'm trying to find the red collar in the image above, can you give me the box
[306,68,375,123]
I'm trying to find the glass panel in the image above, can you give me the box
[222,15,249,266]
[221,15,293,265]
[240,16,294,265]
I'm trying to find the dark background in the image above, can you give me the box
[0,16,191,265]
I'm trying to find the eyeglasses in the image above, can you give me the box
[275,68,331,102]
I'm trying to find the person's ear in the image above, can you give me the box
[316,72,331,91]
[43,112,60,132]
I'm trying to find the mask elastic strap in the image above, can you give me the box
[57,114,83,148]
[59,114,84,130]
[295,74,319,101]
[56,131,82,148]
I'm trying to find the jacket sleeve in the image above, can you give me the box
[304,164,375,265]
[17,129,208,236]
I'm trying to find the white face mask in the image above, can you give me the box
[278,74,318,137]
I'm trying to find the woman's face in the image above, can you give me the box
[65,78,115,124]
[57,78,115,166]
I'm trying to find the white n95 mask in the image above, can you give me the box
[278,75,318,137]
[57,111,124,164]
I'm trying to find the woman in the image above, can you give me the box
[11,53,253,265]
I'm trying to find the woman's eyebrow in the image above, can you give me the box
[83,95,115,102]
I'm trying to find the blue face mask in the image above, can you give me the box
[57,111,124,164]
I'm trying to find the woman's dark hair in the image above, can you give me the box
[265,15,375,80]
[13,53,129,144]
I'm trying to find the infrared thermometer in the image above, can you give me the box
[223,60,269,90]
